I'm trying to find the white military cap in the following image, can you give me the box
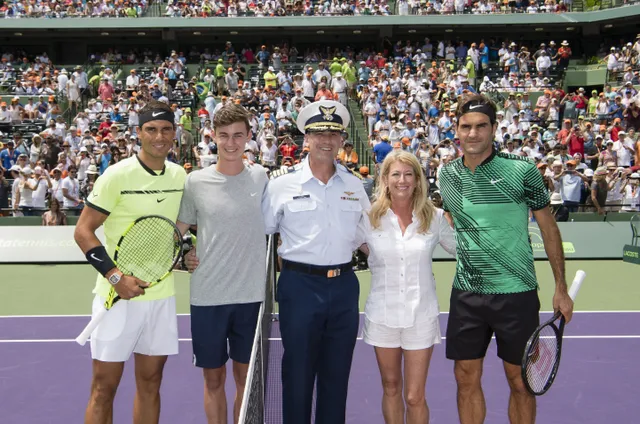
[296,100,350,134]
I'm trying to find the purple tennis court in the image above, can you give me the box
[1,311,639,424]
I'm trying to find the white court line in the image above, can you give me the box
[2,335,640,344]
[1,310,639,319]
[266,335,640,342]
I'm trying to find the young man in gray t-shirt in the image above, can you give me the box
[177,104,268,423]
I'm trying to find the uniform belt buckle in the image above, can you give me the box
[327,268,341,278]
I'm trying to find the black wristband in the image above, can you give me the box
[86,246,117,277]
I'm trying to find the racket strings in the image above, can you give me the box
[524,325,559,393]
[117,218,181,283]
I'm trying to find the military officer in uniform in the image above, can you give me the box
[264,100,370,424]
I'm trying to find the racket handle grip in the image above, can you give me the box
[568,270,586,301]
[75,307,108,346]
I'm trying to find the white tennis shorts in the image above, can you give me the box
[362,315,441,351]
[90,295,179,362]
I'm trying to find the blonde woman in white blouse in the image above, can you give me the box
[356,150,456,424]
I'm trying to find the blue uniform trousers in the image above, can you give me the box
[277,264,360,424]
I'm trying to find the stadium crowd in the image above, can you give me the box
[0,0,147,19]
[1,0,147,18]
[164,0,392,17]
[354,36,640,216]
[397,0,572,15]
[1,35,640,219]
[604,34,640,82]
[4,0,640,19]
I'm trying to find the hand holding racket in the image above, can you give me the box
[75,215,183,346]
[521,270,586,396]
[110,273,149,300]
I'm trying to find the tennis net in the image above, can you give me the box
[238,235,277,424]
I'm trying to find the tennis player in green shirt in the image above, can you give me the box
[439,94,574,424]
[74,100,186,424]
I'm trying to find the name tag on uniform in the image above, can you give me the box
[293,194,311,200]
[341,191,359,201]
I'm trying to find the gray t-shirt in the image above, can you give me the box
[178,164,268,306]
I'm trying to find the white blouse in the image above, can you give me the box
[357,208,456,328]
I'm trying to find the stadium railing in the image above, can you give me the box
[346,99,373,170]
[145,0,166,17]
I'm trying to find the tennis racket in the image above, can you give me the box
[75,215,183,346]
[521,270,586,396]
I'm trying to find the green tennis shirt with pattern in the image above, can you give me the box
[439,149,550,295]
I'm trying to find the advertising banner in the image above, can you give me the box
[0,222,631,263]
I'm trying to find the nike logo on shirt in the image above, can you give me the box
[250,192,258,197]
[157,198,166,203]
[490,179,504,185]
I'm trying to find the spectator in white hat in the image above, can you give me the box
[67,74,81,116]
[16,166,37,216]
[264,66,277,90]
[606,47,622,74]
[331,72,348,106]
[536,51,551,75]
[606,167,626,211]
[590,167,610,215]
[76,147,92,181]
[259,134,278,170]
[313,62,331,86]
[549,192,565,220]
[8,165,22,216]
[555,160,589,213]
[495,110,508,129]
[49,167,64,203]
[620,173,640,212]
[80,164,99,200]
[127,135,140,157]
[543,122,559,145]
[614,131,635,168]
[572,153,588,171]
[550,160,564,193]
[61,165,83,215]
[32,166,52,213]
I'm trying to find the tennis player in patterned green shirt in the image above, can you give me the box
[439,94,574,424]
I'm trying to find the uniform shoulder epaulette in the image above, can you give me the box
[270,163,302,180]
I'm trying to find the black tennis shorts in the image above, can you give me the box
[446,288,540,365]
